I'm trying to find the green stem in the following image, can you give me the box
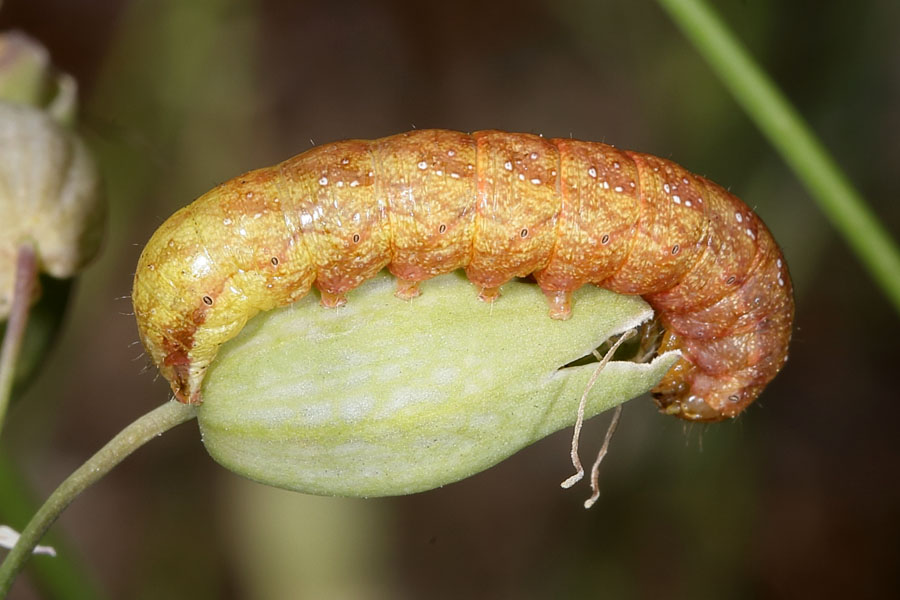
[0,244,38,435]
[0,401,197,597]
[656,0,900,315]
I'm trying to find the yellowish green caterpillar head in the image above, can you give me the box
[131,203,254,404]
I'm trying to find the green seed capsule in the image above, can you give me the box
[197,272,678,497]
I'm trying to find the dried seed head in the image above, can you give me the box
[0,102,104,320]
[0,31,77,125]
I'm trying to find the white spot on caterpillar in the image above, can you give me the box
[682,177,689,184]
[531,178,541,185]
[436,170,443,176]
[318,176,328,186]
[417,161,428,170]
[341,158,349,165]
[350,180,359,187]
[336,181,344,187]
[518,173,526,181]
[777,258,783,268]
[629,181,636,188]
[448,149,456,156]
[223,218,232,225]
[613,161,620,169]
[551,169,557,176]
[450,172,460,179]
[673,195,681,204]
[685,200,692,207]
[467,164,474,170]
[778,277,785,286]
[504,161,513,171]
[530,152,538,160]
[602,181,610,189]
[588,167,597,178]
[614,185,623,192]
[300,213,313,227]
[735,212,743,223]
[746,228,756,239]
[663,183,671,194]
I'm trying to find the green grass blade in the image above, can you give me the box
[656,0,900,315]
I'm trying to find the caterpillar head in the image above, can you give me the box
[132,207,251,405]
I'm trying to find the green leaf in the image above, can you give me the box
[198,272,678,497]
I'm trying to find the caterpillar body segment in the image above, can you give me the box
[132,129,793,420]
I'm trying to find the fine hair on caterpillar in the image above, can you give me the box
[132,129,794,425]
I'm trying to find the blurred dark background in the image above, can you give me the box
[1,0,899,598]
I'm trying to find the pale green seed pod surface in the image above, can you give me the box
[198,272,679,497]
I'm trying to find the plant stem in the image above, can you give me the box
[0,400,197,597]
[656,0,900,315]
[0,244,38,435]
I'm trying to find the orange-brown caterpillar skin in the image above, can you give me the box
[132,129,793,421]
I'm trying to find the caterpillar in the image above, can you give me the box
[132,129,793,421]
